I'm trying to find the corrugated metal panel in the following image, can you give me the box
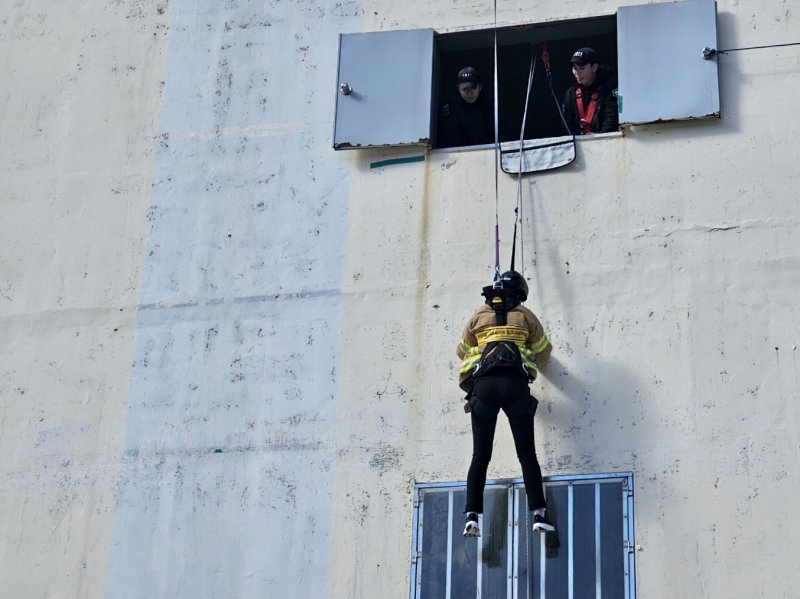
[617,0,720,125]
[334,29,434,149]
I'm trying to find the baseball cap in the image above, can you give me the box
[456,66,481,88]
[569,48,598,66]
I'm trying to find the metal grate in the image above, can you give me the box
[411,473,636,599]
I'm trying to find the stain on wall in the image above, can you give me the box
[104,1,359,597]
[3,2,800,599]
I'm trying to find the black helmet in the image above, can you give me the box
[498,270,528,301]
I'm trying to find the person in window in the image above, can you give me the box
[562,47,619,135]
[437,66,495,148]
[457,271,555,537]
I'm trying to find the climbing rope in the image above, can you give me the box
[542,42,572,136]
[492,0,501,282]
[496,40,575,285]
[510,47,537,277]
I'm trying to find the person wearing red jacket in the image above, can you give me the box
[562,47,619,135]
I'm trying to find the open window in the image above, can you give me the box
[410,473,636,599]
[433,16,618,149]
[333,0,719,150]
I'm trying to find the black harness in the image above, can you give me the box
[464,287,538,418]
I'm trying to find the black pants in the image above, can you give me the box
[465,372,546,513]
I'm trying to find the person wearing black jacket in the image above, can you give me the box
[437,66,495,148]
[562,48,619,135]
[457,271,556,538]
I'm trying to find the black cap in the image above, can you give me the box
[456,66,481,87]
[569,47,599,66]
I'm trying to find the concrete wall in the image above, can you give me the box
[1,1,798,598]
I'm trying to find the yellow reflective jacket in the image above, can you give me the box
[457,304,551,388]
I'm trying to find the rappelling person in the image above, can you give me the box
[562,47,619,135]
[457,270,555,537]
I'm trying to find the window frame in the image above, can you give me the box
[334,0,720,150]
[431,14,618,150]
[409,472,637,599]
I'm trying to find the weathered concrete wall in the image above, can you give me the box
[1,1,798,598]
[330,1,800,597]
[103,0,358,595]
[0,2,171,597]
[1,0,359,597]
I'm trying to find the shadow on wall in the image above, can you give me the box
[537,354,647,474]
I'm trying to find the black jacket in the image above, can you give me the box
[562,67,619,135]
[437,93,495,148]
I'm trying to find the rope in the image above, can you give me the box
[542,43,572,135]
[492,0,500,281]
[510,47,537,276]
[716,41,800,54]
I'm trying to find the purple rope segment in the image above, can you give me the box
[494,223,500,272]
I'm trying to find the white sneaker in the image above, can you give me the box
[532,513,556,533]
[463,513,480,537]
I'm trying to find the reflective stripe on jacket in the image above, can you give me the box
[456,304,551,387]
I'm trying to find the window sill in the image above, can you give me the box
[577,130,624,141]
[433,131,623,153]
[431,142,495,153]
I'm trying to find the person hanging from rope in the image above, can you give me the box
[457,270,555,537]
[562,47,619,135]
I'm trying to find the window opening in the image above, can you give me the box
[433,16,618,149]
[333,0,719,150]
[410,473,636,599]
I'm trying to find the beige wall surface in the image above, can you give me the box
[0,2,171,598]
[1,1,798,598]
[332,0,800,597]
